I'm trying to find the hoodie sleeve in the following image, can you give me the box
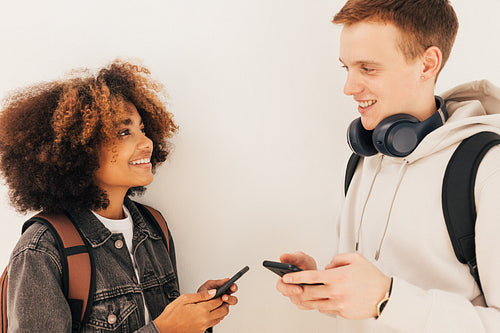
[377,145,500,332]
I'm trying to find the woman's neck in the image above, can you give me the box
[95,192,126,220]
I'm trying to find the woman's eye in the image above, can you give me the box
[141,127,146,134]
[118,129,130,137]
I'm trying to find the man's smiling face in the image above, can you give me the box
[340,21,424,130]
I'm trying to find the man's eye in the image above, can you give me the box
[362,67,374,73]
[341,65,348,71]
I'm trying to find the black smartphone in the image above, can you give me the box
[212,266,249,299]
[262,260,302,276]
[262,260,324,285]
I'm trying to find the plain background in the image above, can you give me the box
[0,1,499,332]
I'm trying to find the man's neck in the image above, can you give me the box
[414,90,439,121]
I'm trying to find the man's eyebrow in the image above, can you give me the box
[339,57,382,66]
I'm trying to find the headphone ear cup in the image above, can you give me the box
[347,117,378,156]
[373,114,420,157]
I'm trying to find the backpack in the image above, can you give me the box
[344,131,500,294]
[0,201,170,333]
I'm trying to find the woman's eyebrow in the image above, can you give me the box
[120,118,143,126]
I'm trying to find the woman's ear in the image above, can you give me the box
[421,46,442,81]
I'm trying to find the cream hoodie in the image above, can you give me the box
[336,80,500,332]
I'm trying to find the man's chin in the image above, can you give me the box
[360,118,377,131]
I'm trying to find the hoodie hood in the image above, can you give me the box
[403,80,500,163]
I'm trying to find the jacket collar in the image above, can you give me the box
[66,197,161,248]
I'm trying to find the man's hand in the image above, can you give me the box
[275,252,318,310]
[277,252,392,320]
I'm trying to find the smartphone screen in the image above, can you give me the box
[212,266,249,299]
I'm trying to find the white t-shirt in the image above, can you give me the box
[92,206,151,324]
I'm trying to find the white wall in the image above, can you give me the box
[0,1,499,332]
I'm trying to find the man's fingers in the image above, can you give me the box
[280,252,307,268]
[326,252,361,269]
[282,270,326,285]
[276,279,304,296]
[301,298,338,312]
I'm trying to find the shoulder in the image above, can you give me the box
[466,143,500,212]
[476,144,500,175]
[474,144,500,192]
[9,220,62,272]
[127,199,167,224]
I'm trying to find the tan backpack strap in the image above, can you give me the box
[35,213,92,326]
[139,204,170,252]
[0,267,8,332]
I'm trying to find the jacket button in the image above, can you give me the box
[114,239,124,249]
[107,314,117,325]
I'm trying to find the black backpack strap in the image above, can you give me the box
[442,131,500,293]
[345,153,362,196]
[23,213,94,332]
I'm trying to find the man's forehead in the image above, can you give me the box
[339,21,405,63]
[340,20,402,45]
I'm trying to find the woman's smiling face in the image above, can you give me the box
[94,101,154,196]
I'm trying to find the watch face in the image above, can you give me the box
[376,294,390,318]
[379,299,388,313]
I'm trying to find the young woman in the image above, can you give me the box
[0,60,237,332]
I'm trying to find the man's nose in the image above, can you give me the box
[343,72,364,96]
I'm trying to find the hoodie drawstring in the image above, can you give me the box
[375,159,409,260]
[355,156,383,251]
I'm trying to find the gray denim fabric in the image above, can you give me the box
[7,198,180,332]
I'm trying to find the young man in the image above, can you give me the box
[276,0,500,332]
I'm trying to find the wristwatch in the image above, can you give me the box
[376,291,390,318]
[375,277,393,319]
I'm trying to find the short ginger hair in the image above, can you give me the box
[0,60,178,213]
[332,0,459,71]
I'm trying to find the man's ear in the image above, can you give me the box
[421,46,442,81]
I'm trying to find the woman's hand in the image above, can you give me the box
[198,278,239,305]
[153,279,238,333]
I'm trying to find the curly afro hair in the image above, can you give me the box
[0,59,178,213]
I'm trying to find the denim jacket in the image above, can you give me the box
[7,198,180,332]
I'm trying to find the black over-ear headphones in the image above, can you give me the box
[347,96,448,157]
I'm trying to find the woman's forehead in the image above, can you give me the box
[120,101,142,124]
